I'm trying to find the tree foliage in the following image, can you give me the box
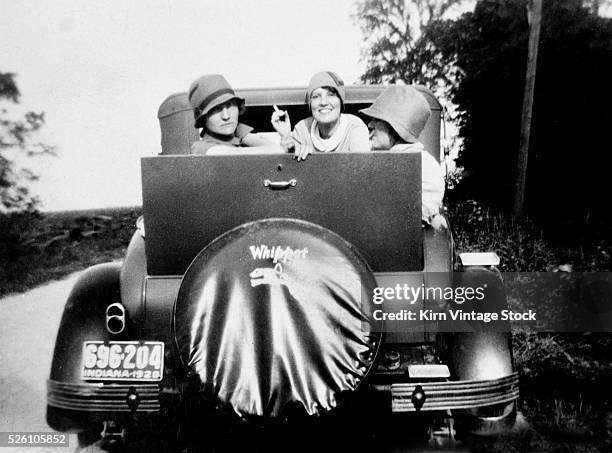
[0,71,55,211]
[353,0,472,98]
[355,0,612,226]
[431,0,612,226]
[353,0,473,184]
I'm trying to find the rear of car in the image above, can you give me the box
[47,85,518,451]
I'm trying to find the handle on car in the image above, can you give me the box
[263,179,297,190]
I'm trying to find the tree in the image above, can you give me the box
[0,72,55,211]
[353,0,469,95]
[432,0,612,226]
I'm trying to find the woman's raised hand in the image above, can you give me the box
[271,105,292,137]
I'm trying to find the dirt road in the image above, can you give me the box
[0,273,81,453]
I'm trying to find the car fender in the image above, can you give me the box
[448,266,517,435]
[449,266,514,380]
[49,262,123,383]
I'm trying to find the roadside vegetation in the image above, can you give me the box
[0,207,141,297]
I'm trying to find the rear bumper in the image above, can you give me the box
[48,372,518,415]
[47,379,160,413]
[372,372,519,412]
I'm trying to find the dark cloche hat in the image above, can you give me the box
[188,74,245,128]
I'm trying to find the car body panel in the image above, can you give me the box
[141,153,422,275]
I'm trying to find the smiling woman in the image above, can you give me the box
[271,70,370,160]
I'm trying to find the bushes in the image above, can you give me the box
[0,210,43,261]
[447,199,556,272]
[0,207,141,297]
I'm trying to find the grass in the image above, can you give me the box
[447,200,612,273]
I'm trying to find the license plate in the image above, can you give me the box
[81,341,164,382]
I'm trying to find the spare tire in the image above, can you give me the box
[174,218,381,420]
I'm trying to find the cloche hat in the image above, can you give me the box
[360,85,430,143]
[188,74,245,128]
[306,71,346,108]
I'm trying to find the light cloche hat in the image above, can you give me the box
[306,71,346,108]
[360,85,430,143]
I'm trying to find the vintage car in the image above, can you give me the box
[47,85,518,451]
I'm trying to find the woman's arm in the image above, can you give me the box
[240,133,274,147]
[206,144,285,155]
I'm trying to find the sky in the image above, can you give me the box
[1,0,367,211]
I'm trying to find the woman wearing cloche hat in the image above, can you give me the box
[188,74,274,155]
[271,71,370,161]
[360,85,446,227]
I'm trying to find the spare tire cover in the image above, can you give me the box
[174,218,382,420]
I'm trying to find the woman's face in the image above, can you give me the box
[205,99,239,136]
[368,118,396,150]
[310,87,341,125]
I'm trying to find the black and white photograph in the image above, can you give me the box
[2,1,611,451]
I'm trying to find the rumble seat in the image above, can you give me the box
[156,86,443,161]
